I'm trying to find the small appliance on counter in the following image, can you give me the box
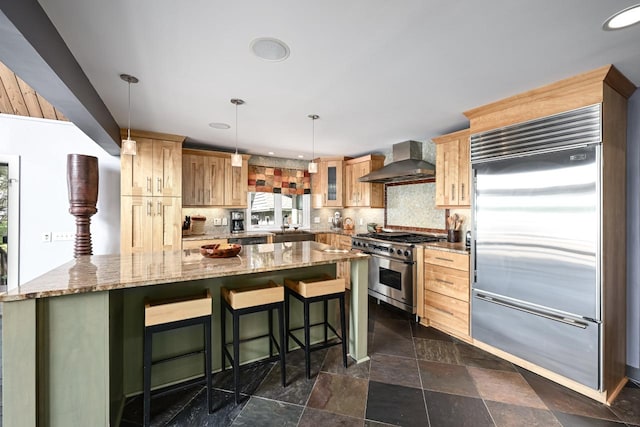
[331,211,343,230]
[465,230,471,248]
[230,211,244,234]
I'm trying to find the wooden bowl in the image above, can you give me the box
[200,243,242,258]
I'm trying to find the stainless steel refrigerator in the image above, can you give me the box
[471,104,603,390]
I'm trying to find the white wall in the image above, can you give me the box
[627,91,640,378]
[0,114,120,285]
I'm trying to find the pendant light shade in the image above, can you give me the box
[231,98,245,167]
[308,114,319,173]
[120,74,139,156]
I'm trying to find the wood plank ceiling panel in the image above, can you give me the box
[0,60,67,121]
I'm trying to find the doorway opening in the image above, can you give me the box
[0,155,20,293]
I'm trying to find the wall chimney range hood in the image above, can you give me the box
[358,140,435,183]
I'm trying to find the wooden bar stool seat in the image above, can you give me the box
[284,275,348,379]
[143,290,213,427]
[220,281,286,404]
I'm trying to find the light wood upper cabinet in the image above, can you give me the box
[182,149,249,207]
[433,129,470,208]
[344,155,385,208]
[121,196,182,253]
[121,131,183,197]
[224,157,248,207]
[311,157,349,208]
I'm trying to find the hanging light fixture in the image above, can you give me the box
[120,73,139,155]
[308,114,319,173]
[230,98,244,167]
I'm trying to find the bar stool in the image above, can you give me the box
[143,290,213,427]
[284,275,347,379]
[221,281,286,404]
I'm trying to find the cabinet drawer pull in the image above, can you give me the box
[435,257,454,262]
[451,184,455,200]
[432,306,454,317]
[157,177,162,193]
[147,177,152,193]
[156,201,162,216]
[436,279,454,285]
[146,201,152,216]
[461,183,465,201]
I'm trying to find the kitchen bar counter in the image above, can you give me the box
[1,242,370,427]
[1,241,366,302]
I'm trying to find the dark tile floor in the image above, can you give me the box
[118,298,640,426]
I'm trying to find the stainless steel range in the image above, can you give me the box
[352,232,440,314]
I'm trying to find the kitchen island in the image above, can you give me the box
[1,241,369,427]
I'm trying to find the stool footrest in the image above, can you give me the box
[151,348,206,366]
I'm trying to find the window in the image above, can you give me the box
[247,192,310,230]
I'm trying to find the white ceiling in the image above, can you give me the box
[37,0,640,159]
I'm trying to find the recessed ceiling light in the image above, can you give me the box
[603,4,640,30]
[268,151,275,155]
[298,155,304,158]
[209,122,230,129]
[250,37,290,62]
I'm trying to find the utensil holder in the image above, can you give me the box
[447,229,461,243]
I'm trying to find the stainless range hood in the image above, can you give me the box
[358,140,435,183]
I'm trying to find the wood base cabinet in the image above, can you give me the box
[121,196,182,253]
[422,249,470,342]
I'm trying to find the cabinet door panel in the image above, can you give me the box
[152,197,182,251]
[182,154,203,205]
[153,140,182,197]
[121,196,153,253]
[458,135,470,206]
[325,160,343,207]
[121,139,153,196]
[224,158,248,207]
[204,156,225,205]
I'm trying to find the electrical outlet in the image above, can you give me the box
[327,217,332,223]
[222,217,228,226]
[52,232,75,241]
[313,217,320,224]
[42,232,52,243]
[359,218,364,225]
[213,218,221,226]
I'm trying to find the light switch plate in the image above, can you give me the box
[313,217,320,224]
[222,217,228,226]
[359,218,364,225]
[213,218,221,225]
[327,217,332,223]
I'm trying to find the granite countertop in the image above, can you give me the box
[422,241,470,255]
[182,228,358,241]
[0,242,368,302]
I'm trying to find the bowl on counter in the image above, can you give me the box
[200,243,242,258]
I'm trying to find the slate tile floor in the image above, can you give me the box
[110,299,637,426]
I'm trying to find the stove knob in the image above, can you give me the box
[396,249,402,255]
[404,251,410,257]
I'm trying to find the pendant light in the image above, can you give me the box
[230,98,244,167]
[308,114,319,173]
[120,74,139,155]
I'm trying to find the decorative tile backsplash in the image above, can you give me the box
[386,182,445,230]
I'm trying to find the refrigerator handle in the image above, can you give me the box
[474,293,589,329]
